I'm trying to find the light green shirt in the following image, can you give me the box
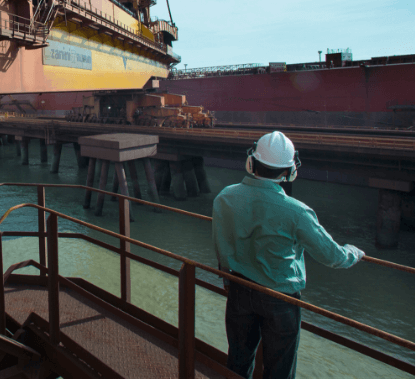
[212,176,360,294]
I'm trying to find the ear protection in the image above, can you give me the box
[285,151,301,182]
[245,142,257,175]
[246,143,301,182]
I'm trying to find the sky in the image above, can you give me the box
[151,0,415,69]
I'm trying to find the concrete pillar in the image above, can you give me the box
[169,161,187,200]
[182,159,199,197]
[95,159,103,183]
[192,156,211,193]
[127,160,142,200]
[73,142,87,168]
[1,135,7,145]
[50,142,62,173]
[15,141,21,157]
[280,182,293,196]
[83,157,97,209]
[161,164,172,195]
[153,159,171,195]
[110,171,119,202]
[143,158,162,212]
[20,139,29,165]
[40,139,48,163]
[115,162,134,222]
[95,160,111,216]
[376,189,401,248]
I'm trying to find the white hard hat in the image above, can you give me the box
[252,131,295,168]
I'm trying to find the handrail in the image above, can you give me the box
[0,202,414,352]
[0,182,413,273]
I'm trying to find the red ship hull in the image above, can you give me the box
[1,62,414,128]
[159,63,415,128]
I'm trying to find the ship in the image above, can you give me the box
[1,48,414,129]
[0,0,214,127]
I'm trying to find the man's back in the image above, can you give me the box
[213,176,361,294]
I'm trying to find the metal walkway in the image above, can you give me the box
[4,282,227,379]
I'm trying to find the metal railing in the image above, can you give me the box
[0,12,49,42]
[0,183,414,377]
[61,0,168,55]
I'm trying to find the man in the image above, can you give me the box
[212,131,365,379]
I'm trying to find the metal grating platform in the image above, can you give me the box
[4,283,225,379]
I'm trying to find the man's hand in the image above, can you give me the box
[224,285,230,294]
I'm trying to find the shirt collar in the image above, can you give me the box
[242,175,286,194]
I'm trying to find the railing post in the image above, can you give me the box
[178,263,195,379]
[0,233,6,335]
[119,197,131,303]
[37,185,46,275]
[47,213,60,345]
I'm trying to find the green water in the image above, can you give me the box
[0,141,414,375]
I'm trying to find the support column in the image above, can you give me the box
[50,142,62,173]
[83,157,97,209]
[1,135,7,145]
[376,189,401,248]
[153,159,164,191]
[182,159,199,197]
[115,162,134,222]
[95,159,103,184]
[20,139,29,165]
[192,156,211,193]
[169,161,187,200]
[143,158,162,212]
[73,142,88,168]
[40,139,48,163]
[15,141,21,157]
[127,160,142,200]
[95,160,111,216]
[110,171,119,202]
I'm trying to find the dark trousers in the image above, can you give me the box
[226,279,301,379]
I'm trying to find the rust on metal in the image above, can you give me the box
[179,263,196,378]
[0,232,5,335]
[47,213,60,345]
[37,185,47,274]
[119,197,131,303]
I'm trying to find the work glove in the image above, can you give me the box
[345,244,365,265]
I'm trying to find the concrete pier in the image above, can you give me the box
[79,133,159,219]
[50,143,62,173]
[192,156,211,193]
[83,157,97,209]
[114,162,134,222]
[182,159,199,197]
[73,142,87,168]
[95,160,111,217]
[127,160,142,200]
[143,158,162,212]
[40,139,48,163]
[376,189,402,248]
[169,161,187,200]
[20,139,29,165]
[110,171,119,201]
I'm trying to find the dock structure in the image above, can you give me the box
[0,118,414,247]
[78,133,161,218]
